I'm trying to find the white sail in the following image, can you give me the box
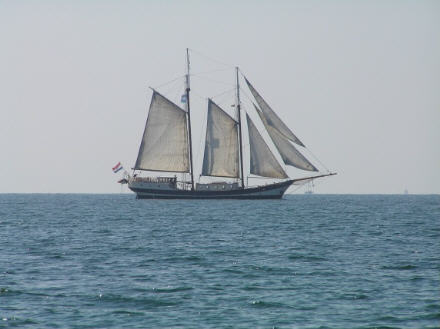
[202,99,239,178]
[255,106,318,172]
[246,114,288,179]
[245,77,305,147]
[134,91,189,172]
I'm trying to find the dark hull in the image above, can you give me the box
[129,180,293,199]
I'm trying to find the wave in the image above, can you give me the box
[250,300,291,309]
[110,310,145,316]
[97,294,178,307]
[340,293,369,300]
[151,287,193,293]
[160,255,206,264]
[381,264,417,270]
[287,253,327,262]
[0,317,38,327]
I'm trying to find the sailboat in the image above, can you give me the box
[125,49,335,199]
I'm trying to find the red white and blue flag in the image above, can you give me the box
[112,162,123,173]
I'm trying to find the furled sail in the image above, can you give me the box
[245,77,305,147]
[202,99,239,178]
[255,105,318,172]
[246,114,288,179]
[134,90,189,172]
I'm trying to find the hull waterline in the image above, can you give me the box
[129,180,293,199]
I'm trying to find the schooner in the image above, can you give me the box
[125,50,335,199]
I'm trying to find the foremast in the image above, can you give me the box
[185,48,195,191]
[236,67,245,188]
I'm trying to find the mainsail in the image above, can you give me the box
[246,113,288,179]
[202,99,239,178]
[245,77,305,147]
[134,90,189,172]
[254,105,318,172]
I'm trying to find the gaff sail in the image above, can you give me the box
[134,90,189,172]
[202,99,240,178]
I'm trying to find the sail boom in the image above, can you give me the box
[291,172,337,184]
[132,167,189,173]
[200,174,241,179]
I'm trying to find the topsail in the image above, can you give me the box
[134,91,189,172]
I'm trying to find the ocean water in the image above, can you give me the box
[0,194,439,329]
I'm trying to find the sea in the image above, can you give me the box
[0,194,439,329]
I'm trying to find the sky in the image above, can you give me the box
[0,0,439,194]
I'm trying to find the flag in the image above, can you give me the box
[112,162,123,173]
[181,94,187,103]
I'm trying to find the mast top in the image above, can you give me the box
[186,48,190,91]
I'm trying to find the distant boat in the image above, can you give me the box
[304,181,315,194]
[125,49,336,199]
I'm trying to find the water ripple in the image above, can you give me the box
[0,194,438,328]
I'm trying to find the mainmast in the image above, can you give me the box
[185,48,195,191]
[236,67,245,188]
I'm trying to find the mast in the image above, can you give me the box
[236,67,245,188]
[185,48,195,190]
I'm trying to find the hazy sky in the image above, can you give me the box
[1,1,439,194]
